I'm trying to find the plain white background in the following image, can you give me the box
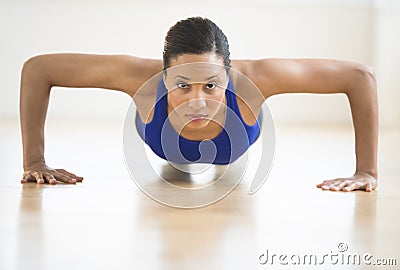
[0,0,399,128]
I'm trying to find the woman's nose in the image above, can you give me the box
[188,97,206,110]
[188,88,206,110]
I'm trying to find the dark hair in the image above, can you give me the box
[163,17,231,71]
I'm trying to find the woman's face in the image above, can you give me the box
[164,53,228,131]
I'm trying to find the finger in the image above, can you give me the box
[52,171,77,184]
[57,169,84,181]
[317,182,334,188]
[317,180,335,188]
[43,173,57,185]
[343,181,372,192]
[21,172,31,183]
[22,176,39,183]
[319,178,347,186]
[343,182,363,192]
[321,185,332,191]
[330,181,350,191]
[316,182,326,188]
[55,173,77,184]
[32,172,45,184]
[21,174,31,183]
[319,179,345,190]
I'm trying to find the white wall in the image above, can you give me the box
[0,0,398,127]
[373,0,400,128]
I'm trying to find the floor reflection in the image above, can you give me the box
[352,191,377,251]
[135,177,257,270]
[16,183,44,270]
[159,162,228,188]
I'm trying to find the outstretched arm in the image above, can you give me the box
[242,58,378,192]
[20,53,162,184]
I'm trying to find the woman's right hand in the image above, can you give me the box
[21,161,84,184]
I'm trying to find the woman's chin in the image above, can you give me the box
[186,119,210,129]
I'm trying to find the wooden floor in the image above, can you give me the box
[0,119,399,270]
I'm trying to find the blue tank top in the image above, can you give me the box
[136,77,260,165]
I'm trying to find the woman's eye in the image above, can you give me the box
[177,82,189,89]
[206,83,216,90]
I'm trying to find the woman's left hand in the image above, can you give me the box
[316,171,377,192]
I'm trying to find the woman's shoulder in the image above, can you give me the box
[231,58,279,79]
[118,55,163,96]
[230,59,275,98]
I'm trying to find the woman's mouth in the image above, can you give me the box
[185,113,208,122]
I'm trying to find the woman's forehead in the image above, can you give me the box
[165,62,228,82]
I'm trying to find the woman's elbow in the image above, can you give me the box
[21,55,50,83]
[22,55,44,74]
[355,64,377,86]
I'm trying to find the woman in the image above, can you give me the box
[20,17,378,192]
